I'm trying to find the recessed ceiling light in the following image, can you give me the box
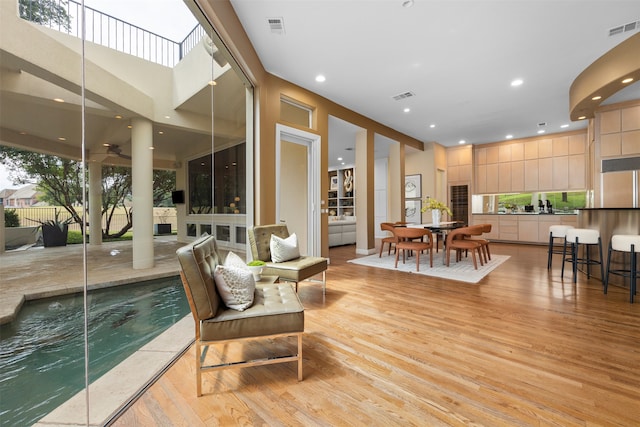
[592,95,602,101]
[337,157,343,161]
[114,115,122,119]
[561,124,569,128]
[58,137,66,141]
[315,75,326,83]
[537,130,546,134]
[458,140,466,144]
[341,162,345,165]
[164,115,171,119]
[510,79,524,87]
[208,80,216,86]
[578,116,586,120]
[505,134,513,139]
[403,107,411,113]
[622,77,634,84]
[19,131,27,135]
[103,143,110,147]
[127,125,132,129]
[149,146,155,150]
[158,131,164,135]
[53,98,65,103]
[429,124,436,128]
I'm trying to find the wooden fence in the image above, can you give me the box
[7,206,177,232]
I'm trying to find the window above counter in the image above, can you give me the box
[472,191,587,214]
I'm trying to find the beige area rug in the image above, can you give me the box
[348,251,510,284]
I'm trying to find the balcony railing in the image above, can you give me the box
[19,0,204,67]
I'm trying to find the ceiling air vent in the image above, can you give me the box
[392,91,415,101]
[268,17,285,35]
[609,20,639,36]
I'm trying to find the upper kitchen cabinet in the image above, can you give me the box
[472,130,587,194]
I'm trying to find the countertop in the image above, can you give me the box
[472,212,577,216]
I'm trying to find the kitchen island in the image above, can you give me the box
[576,208,640,284]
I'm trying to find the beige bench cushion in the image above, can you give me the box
[262,257,328,282]
[201,282,304,341]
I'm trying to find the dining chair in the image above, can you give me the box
[445,226,485,270]
[393,227,434,271]
[379,222,400,257]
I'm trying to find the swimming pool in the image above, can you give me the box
[0,277,189,427]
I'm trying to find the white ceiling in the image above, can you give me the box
[230,0,640,168]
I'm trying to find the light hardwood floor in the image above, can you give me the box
[112,243,640,426]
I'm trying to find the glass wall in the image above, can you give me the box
[0,0,251,424]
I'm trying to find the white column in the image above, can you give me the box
[88,163,102,245]
[131,117,154,269]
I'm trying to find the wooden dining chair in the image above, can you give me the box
[468,223,492,263]
[393,227,434,271]
[445,226,485,270]
[379,222,400,257]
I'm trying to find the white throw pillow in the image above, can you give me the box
[213,259,255,311]
[270,233,300,263]
[224,251,249,270]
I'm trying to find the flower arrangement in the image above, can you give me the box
[420,197,452,216]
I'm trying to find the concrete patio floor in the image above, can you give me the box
[0,235,186,325]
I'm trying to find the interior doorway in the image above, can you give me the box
[275,124,321,256]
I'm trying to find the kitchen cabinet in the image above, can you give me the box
[511,161,524,192]
[472,214,577,244]
[568,154,586,189]
[486,164,499,193]
[538,158,553,190]
[498,162,511,192]
[498,216,518,241]
[552,156,569,190]
[524,159,539,191]
[471,131,587,194]
[517,215,538,242]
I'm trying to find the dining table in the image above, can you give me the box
[407,221,464,253]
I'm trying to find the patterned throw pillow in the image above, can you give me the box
[270,233,301,263]
[213,252,255,311]
[224,251,249,270]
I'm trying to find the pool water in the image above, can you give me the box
[0,277,189,427]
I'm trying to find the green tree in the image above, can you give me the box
[0,147,176,239]
[0,147,84,227]
[153,169,176,206]
[19,0,72,31]
[4,209,21,227]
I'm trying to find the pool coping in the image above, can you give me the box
[32,314,194,427]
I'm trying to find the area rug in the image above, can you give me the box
[347,251,510,284]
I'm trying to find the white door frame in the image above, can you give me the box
[275,124,321,256]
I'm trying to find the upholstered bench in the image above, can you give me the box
[177,234,304,396]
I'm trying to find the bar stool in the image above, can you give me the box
[561,228,604,283]
[604,234,640,303]
[547,225,574,269]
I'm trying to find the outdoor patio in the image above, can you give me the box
[0,235,192,325]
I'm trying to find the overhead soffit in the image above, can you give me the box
[570,33,640,120]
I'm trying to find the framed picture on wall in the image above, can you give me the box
[405,174,421,199]
[405,199,422,224]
